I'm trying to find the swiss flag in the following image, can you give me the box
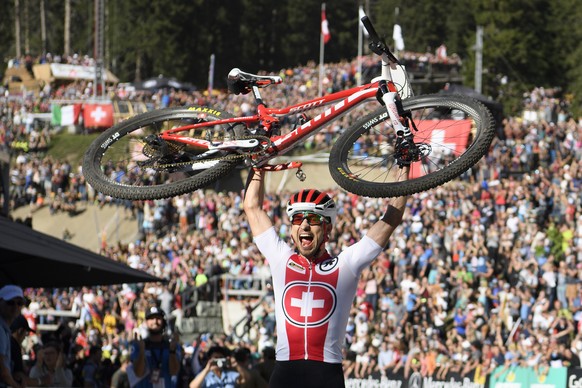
[410,120,472,179]
[83,104,114,128]
[321,5,331,44]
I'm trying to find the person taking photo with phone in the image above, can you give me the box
[189,345,240,388]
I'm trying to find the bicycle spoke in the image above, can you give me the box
[330,94,494,197]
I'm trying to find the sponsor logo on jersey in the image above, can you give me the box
[315,256,339,275]
[287,260,306,274]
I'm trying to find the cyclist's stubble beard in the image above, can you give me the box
[293,222,330,261]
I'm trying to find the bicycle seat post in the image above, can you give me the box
[252,86,279,135]
[251,85,264,106]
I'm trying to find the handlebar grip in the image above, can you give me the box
[361,15,400,64]
[361,16,381,42]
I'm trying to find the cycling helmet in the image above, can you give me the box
[286,189,337,224]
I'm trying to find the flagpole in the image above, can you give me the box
[319,3,326,97]
[208,53,215,96]
[357,6,363,86]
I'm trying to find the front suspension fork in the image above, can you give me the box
[377,80,419,166]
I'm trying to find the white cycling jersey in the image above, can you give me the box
[254,227,383,363]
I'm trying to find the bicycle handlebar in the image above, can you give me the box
[360,16,400,65]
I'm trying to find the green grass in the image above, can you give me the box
[47,132,101,167]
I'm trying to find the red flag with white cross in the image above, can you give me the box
[410,120,472,179]
[83,104,114,128]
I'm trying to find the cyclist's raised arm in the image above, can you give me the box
[365,166,409,248]
[243,169,274,236]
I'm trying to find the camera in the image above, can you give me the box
[214,358,227,368]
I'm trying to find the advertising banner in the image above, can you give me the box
[345,369,485,387]
[567,367,582,387]
[488,366,567,388]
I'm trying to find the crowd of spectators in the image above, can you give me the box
[1,52,581,386]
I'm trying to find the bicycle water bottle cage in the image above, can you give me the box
[227,68,283,95]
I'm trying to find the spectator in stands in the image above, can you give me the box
[0,285,26,388]
[29,341,73,387]
[110,353,130,388]
[254,346,275,385]
[11,315,50,387]
[129,306,181,388]
[233,346,267,388]
[189,345,240,388]
[82,345,104,388]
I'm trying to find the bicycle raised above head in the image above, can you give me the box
[83,15,495,200]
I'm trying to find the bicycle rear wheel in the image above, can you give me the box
[329,94,495,198]
[83,106,242,200]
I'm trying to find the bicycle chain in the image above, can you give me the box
[142,135,272,170]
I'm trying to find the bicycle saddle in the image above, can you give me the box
[227,68,282,95]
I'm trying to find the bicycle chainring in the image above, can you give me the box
[139,135,272,172]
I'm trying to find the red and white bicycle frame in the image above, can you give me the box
[159,56,409,172]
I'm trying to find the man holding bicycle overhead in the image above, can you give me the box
[243,167,409,388]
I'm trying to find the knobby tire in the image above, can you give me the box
[329,94,495,198]
[83,107,240,200]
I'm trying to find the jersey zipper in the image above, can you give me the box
[304,261,313,359]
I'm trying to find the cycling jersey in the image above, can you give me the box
[254,227,383,363]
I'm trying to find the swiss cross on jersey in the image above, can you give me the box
[283,281,336,326]
[282,254,339,361]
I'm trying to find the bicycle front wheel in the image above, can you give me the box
[83,107,241,200]
[329,94,495,198]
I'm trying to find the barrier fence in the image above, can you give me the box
[344,366,582,388]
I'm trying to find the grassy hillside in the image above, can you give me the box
[48,132,101,167]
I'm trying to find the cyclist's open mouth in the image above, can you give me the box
[299,233,314,247]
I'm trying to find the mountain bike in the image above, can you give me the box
[83,15,495,200]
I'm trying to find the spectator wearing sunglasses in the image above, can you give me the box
[0,285,26,388]
[243,167,409,388]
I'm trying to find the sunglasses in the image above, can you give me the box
[291,212,329,226]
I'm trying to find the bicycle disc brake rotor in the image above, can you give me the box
[394,139,432,166]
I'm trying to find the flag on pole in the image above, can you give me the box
[393,24,405,51]
[358,6,369,37]
[83,103,114,128]
[321,4,331,44]
[319,3,329,96]
[51,104,81,126]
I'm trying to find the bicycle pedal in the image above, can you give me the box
[296,168,306,182]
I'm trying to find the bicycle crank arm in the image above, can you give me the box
[257,161,303,171]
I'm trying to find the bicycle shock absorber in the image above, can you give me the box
[376,80,424,166]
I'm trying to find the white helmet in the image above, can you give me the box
[286,189,337,224]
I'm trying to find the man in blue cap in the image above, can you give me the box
[0,285,26,388]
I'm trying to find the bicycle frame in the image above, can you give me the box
[159,44,409,170]
[82,12,495,201]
